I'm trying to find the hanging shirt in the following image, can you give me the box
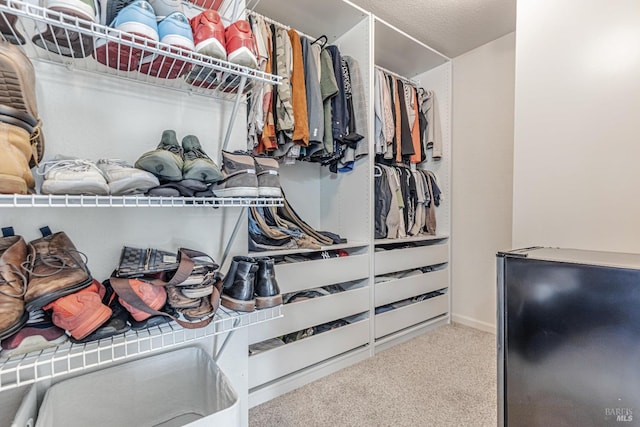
[287,29,309,147]
[301,37,324,149]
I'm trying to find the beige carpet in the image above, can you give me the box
[249,324,497,427]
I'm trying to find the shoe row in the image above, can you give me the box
[0,225,283,357]
[19,0,259,78]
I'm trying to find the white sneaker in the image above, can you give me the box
[40,158,110,195]
[148,0,183,21]
[96,159,160,195]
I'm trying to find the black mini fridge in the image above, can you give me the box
[497,247,640,426]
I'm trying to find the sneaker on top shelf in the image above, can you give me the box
[148,0,183,21]
[96,158,159,195]
[93,0,159,71]
[224,19,257,69]
[0,0,26,45]
[32,0,98,58]
[97,0,134,26]
[210,151,258,198]
[138,11,194,79]
[190,9,226,60]
[181,135,222,183]
[39,157,110,195]
[134,129,184,182]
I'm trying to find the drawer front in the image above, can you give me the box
[374,294,449,339]
[249,320,370,389]
[249,287,370,345]
[374,242,449,275]
[275,254,369,294]
[375,268,449,307]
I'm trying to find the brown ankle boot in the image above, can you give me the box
[0,234,28,339]
[0,122,35,193]
[24,231,92,311]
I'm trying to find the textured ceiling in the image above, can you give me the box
[350,0,516,58]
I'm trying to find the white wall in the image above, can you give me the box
[451,33,515,333]
[513,0,640,253]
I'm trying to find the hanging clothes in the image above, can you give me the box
[287,29,309,147]
[301,37,324,153]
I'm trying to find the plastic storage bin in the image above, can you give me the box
[36,347,239,427]
[0,384,37,427]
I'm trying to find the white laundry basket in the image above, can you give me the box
[36,346,240,427]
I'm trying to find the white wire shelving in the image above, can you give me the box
[0,194,284,208]
[0,304,282,391]
[0,0,280,100]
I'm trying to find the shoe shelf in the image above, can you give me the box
[374,234,449,246]
[0,194,284,208]
[0,0,280,100]
[0,304,282,392]
[249,240,370,258]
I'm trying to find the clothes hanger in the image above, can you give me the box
[374,165,383,177]
[311,35,328,48]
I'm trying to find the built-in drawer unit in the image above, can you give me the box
[374,293,449,339]
[275,253,369,294]
[374,241,449,275]
[249,286,369,345]
[375,268,449,307]
[248,319,370,389]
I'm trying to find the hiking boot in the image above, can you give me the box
[93,0,159,71]
[254,257,282,309]
[0,233,28,339]
[254,156,282,197]
[0,0,25,45]
[40,158,110,195]
[210,151,258,197]
[224,20,257,69]
[221,256,256,312]
[0,41,44,168]
[190,9,226,60]
[138,11,194,79]
[0,122,35,194]
[33,0,97,58]
[181,135,222,183]
[43,279,112,340]
[117,278,167,321]
[23,229,93,311]
[135,130,184,181]
[166,284,199,308]
[96,158,159,195]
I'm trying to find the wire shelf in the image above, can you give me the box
[0,304,282,391]
[0,0,280,100]
[0,194,284,207]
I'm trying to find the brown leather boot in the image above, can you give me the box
[24,231,92,311]
[0,122,35,193]
[0,234,28,339]
[0,40,44,167]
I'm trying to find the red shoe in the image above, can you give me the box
[43,280,112,340]
[118,278,167,322]
[190,10,227,60]
[224,20,258,69]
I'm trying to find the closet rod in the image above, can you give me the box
[375,65,420,87]
[248,10,321,44]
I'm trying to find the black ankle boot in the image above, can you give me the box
[254,257,282,309]
[221,256,257,312]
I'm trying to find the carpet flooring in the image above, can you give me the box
[249,324,497,427]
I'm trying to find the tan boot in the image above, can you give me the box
[0,235,28,340]
[24,231,92,311]
[0,40,44,166]
[0,122,35,194]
